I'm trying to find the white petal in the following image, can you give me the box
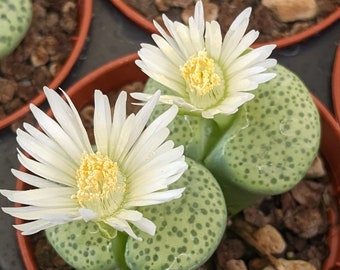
[114,91,161,161]
[127,188,185,207]
[246,73,277,85]
[130,217,156,236]
[0,187,76,207]
[124,128,170,173]
[11,169,60,188]
[94,90,112,155]
[129,159,187,196]
[123,105,178,172]
[131,92,199,113]
[18,150,75,187]
[135,62,185,95]
[116,209,143,221]
[23,123,73,163]
[16,129,76,177]
[79,208,98,221]
[107,210,156,240]
[151,35,185,66]
[227,45,276,75]
[105,217,142,241]
[129,146,186,181]
[205,21,222,60]
[14,219,56,235]
[171,22,196,58]
[188,17,204,52]
[228,66,267,82]
[2,205,79,220]
[60,89,93,153]
[153,16,182,57]
[202,92,254,118]
[261,58,278,68]
[43,87,92,153]
[223,30,259,68]
[30,104,83,163]
[137,46,183,84]
[220,9,252,64]
[109,91,127,158]
[193,0,205,35]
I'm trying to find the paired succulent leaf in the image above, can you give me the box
[46,158,227,269]
[144,64,321,214]
[0,0,32,59]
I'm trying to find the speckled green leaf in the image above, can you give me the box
[204,64,321,213]
[125,157,227,270]
[46,220,127,270]
[0,0,32,59]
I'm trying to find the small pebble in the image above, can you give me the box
[225,259,247,270]
[253,224,286,254]
[262,258,317,270]
[305,155,326,178]
[182,2,219,24]
[284,205,327,238]
[262,0,319,22]
[290,179,325,207]
[30,46,49,67]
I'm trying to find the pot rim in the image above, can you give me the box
[14,53,340,269]
[0,0,93,130]
[332,44,340,124]
[110,0,340,49]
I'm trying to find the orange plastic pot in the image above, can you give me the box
[15,53,340,269]
[332,44,340,124]
[0,0,93,130]
[111,0,340,49]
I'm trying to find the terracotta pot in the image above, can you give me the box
[0,0,93,130]
[15,53,340,269]
[332,44,340,124]
[110,0,340,49]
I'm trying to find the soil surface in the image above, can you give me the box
[122,0,340,43]
[0,0,78,127]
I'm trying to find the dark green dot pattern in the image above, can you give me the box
[125,158,227,270]
[0,0,32,58]
[46,221,117,270]
[205,64,320,194]
[144,78,222,162]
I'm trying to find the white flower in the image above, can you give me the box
[0,87,187,241]
[132,1,277,119]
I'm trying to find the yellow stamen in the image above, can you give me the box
[73,152,126,212]
[180,50,220,96]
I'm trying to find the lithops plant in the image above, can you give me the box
[45,220,127,270]
[143,64,321,214]
[125,158,227,269]
[204,64,320,213]
[45,158,227,269]
[0,0,32,59]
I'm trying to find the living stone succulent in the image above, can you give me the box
[46,221,123,270]
[143,64,321,214]
[0,0,32,59]
[30,64,321,269]
[46,157,227,269]
[204,64,320,213]
[125,158,227,269]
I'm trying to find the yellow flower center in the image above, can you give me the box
[73,152,126,217]
[180,50,221,96]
